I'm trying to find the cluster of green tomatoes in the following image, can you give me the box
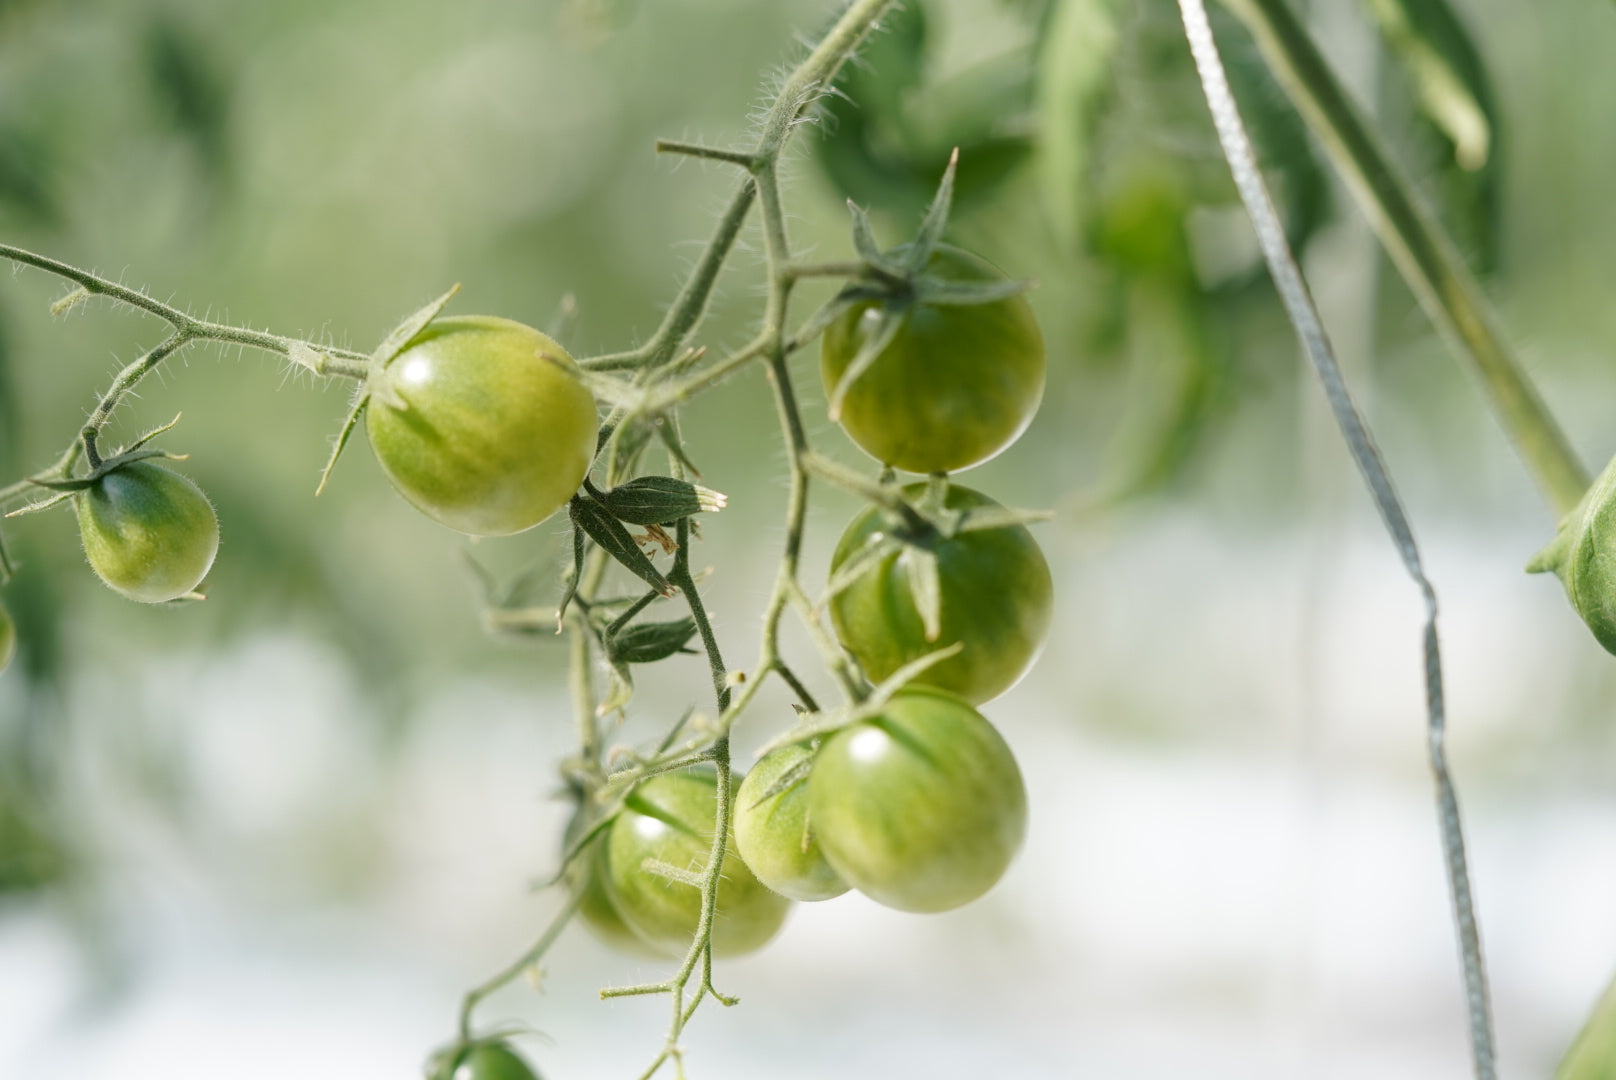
[2,233,1051,1080]
[566,242,1054,959]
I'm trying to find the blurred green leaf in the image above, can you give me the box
[0,126,60,228]
[1036,0,1121,253]
[816,1,1035,222]
[1363,0,1502,272]
[1096,278,1230,499]
[144,16,232,192]
[1556,970,1616,1080]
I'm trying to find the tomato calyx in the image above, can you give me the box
[825,150,1036,423]
[11,412,192,517]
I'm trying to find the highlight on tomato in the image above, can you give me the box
[601,769,791,957]
[807,686,1027,913]
[365,315,598,537]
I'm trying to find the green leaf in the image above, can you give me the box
[592,476,726,526]
[1363,0,1493,172]
[569,496,674,597]
[1555,970,1616,1080]
[608,616,698,665]
[145,17,232,188]
[1094,280,1229,500]
[1362,0,1501,272]
[1036,0,1122,253]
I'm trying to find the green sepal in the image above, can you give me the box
[608,616,698,665]
[902,546,943,642]
[846,200,905,278]
[371,283,460,368]
[556,520,587,627]
[913,275,1035,306]
[590,476,726,526]
[568,495,674,597]
[314,390,367,497]
[822,532,903,606]
[905,147,958,274]
[745,751,816,809]
[825,300,911,423]
[1527,451,1616,654]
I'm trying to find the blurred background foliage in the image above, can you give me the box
[2,0,1616,1076]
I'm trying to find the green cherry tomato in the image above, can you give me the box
[733,744,849,902]
[808,687,1026,913]
[563,810,659,956]
[448,1042,540,1080]
[0,598,14,675]
[821,244,1045,475]
[75,460,219,604]
[603,770,790,958]
[829,483,1052,705]
[365,315,598,536]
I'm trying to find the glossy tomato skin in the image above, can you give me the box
[603,770,790,958]
[0,599,14,674]
[821,245,1044,475]
[563,810,659,956]
[75,460,220,603]
[808,687,1026,913]
[829,484,1052,705]
[365,315,597,536]
[733,744,849,902]
[451,1042,540,1080]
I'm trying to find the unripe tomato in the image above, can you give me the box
[829,483,1052,705]
[821,245,1045,474]
[733,744,849,902]
[0,598,14,674]
[365,315,598,536]
[808,687,1026,913]
[449,1042,540,1080]
[563,810,659,956]
[603,770,790,958]
[75,460,219,603]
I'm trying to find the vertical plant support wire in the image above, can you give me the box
[1175,1,1497,1077]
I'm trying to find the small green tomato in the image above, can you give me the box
[829,483,1053,705]
[75,460,219,603]
[733,743,849,902]
[438,1041,541,1080]
[821,244,1045,475]
[562,809,658,956]
[365,315,598,537]
[603,770,790,958]
[808,687,1026,913]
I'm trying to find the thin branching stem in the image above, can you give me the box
[461,7,901,1073]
